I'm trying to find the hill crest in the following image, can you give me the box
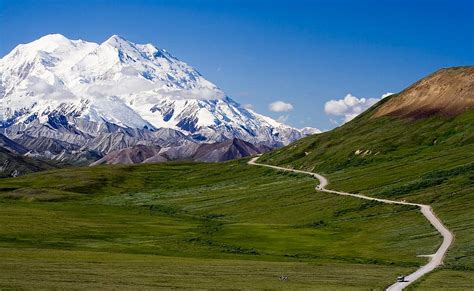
[372,66,474,119]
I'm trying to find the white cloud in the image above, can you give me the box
[269,101,294,112]
[324,92,392,124]
[27,76,75,101]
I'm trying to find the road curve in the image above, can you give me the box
[248,156,454,291]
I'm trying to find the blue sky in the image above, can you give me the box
[1,0,473,130]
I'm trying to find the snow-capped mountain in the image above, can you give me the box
[0,34,318,163]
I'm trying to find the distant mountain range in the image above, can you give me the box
[0,34,320,166]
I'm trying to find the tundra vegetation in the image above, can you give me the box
[0,159,442,289]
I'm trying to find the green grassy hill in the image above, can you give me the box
[260,67,474,288]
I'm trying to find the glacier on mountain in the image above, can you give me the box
[0,34,319,162]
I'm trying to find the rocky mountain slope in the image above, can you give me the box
[91,144,163,165]
[0,133,28,154]
[92,138,267,165]
[0,34,318,164]
[0,134,57,177]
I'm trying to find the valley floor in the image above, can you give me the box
[0,160,452,289]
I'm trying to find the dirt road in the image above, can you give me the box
[248,156,453,290]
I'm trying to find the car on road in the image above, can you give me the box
[396,275,406,282]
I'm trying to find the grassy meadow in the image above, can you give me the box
[0,159,441,289]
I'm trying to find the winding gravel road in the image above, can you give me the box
[248,156,454,290]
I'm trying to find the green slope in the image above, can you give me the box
[0,160,440,289]
[259,69,474,288]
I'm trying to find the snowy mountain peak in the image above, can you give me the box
[105,34,127,42]
[28,33,72,50]
[1,34,314,155]
[36,33,70,42]
[13,34,94,56]
[102,35,137,52]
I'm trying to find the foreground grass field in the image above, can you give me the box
[0,248,415,290]
[0,160,440,289]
